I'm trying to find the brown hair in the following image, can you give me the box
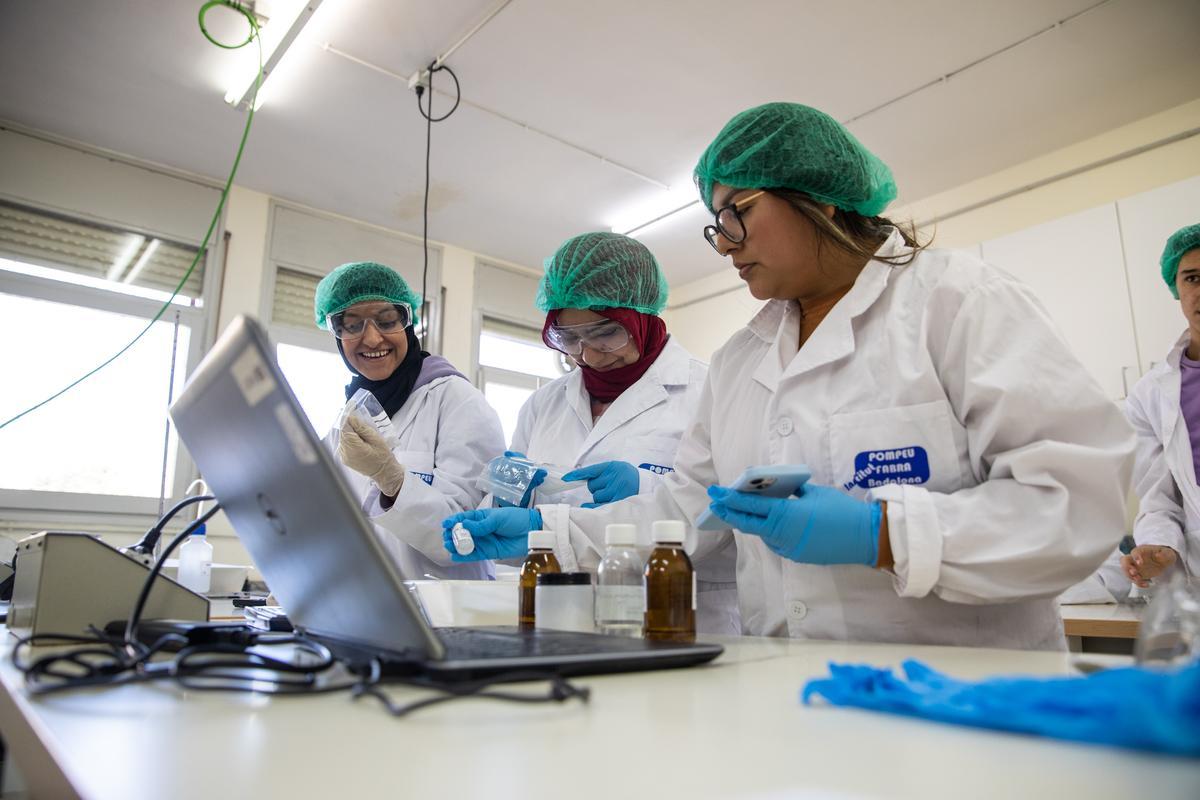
[771,188,930,268]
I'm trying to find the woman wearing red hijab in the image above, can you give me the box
[463,232,741,634]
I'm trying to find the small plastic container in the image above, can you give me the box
[596,523,644,637]
[177,524,213,595]
[476,455,583,506]
[450,523,474,556]
[1135,573,1200,668]
[333,388,399,449]
[534,572,595,633]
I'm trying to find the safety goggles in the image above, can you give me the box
[703,190,766,252]
[543,319,630,356]
[327,303,413,340]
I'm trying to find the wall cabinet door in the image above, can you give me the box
[981,204,1139,399]
[1116,175,1200,370]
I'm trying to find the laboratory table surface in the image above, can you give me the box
[0,628,1196,800]
[1060,602,1142,639]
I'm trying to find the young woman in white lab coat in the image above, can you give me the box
[503,233,739,634]
[445,104,1135,649]
[1123,224,1200,587]
[316,261,505,580]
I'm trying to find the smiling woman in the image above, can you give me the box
[311,260,505,580]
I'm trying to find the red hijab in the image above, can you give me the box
[543,308,669,403]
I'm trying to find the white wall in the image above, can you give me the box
[665,99,1200,363]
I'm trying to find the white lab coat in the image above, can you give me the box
[514,338,741,634]
[330,374,505,580]
[536,229,1135,649]
[1125,332,1200,579]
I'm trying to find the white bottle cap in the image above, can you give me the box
[451,523,474,556]
[651,520,686,544]
[605,523,637,546]
[528,530,556,551]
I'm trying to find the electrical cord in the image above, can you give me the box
[127,492,216,556]
[413,61,461,349]
[0,1,263,431]
[124,504,223,654]
[12,495,591,717]
[353,667,591,718]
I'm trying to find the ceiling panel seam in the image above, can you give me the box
[842,0,1114,126]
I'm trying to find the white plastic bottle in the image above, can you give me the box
[595,523,644,637]
[177,524,213,594]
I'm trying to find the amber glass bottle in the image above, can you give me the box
[643,520,696,643]
[519,530,561,631]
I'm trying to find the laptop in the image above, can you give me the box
[169,315,723,680]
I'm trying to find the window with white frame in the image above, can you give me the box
[478,316,570,444]
[0,200,208,516]
[268,265,352,436]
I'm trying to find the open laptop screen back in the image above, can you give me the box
[169,316,443,660]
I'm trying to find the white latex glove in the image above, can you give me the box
[337,414,406,498]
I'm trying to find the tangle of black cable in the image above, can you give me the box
[12,490,590,716]
[414,60,461,349]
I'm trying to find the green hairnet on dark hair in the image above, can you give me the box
[694,102,897,217]
[313,261,421,329]
[536,232,668,315]
[1161,223,1200,300]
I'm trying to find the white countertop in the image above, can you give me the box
[1,629,1196,799]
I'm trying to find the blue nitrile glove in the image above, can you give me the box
[706,483,880,566]
[441,508,543,562]
[495,451,546,508]
[563,461,641,508]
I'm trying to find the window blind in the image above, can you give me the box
[0,200,204,298]
[271,266,321,329]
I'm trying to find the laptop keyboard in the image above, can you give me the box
[437,626,677,659]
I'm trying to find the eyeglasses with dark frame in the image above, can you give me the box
[703,190,766,252]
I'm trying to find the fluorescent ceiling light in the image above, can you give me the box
[122,239,161,285]
[224,0,325,111]
[609,184,701,237]
[105,234,145,282]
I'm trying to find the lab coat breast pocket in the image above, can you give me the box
[828,400,964,499]
[629,434,681,477]
[395,450,436,487]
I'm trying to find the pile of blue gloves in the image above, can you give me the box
[802,659,1200,757]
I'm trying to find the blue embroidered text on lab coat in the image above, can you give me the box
[411,471,434,485]
[843,447,930,490]
[638,463,674,475]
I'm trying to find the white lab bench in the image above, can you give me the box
[0,627,1197,799]
[1060,602,1142,652]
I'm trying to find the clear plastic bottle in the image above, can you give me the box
[519,530,560,631]
[177,523,213,595]
[595,523,644,637]
[643,520,695,643]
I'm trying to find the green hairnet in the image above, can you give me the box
[536,232,668,315]
[1161,223,1200,300]
[694,102,897,217]
[313,261,421,329]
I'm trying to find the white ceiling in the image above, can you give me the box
[0,0,1197,289]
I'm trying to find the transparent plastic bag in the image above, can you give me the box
[330,389,399,451]
[1135,572,1200,668]
[475,455,583,506]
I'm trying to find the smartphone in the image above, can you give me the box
[694,464,812,531]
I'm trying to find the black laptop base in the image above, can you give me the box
[307,626,724,682]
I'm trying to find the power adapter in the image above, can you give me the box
[103,619,260,650]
